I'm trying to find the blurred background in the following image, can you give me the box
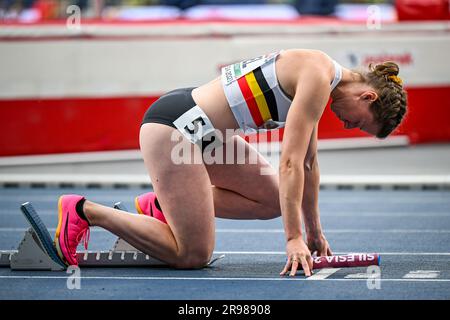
[1,1,394,22]
[0,0,449,166]
[1,0,442,22]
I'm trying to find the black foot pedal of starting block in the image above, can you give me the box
[113,202,128,212]
[10,202,66,271]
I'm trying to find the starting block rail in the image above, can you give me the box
[0,202,224,271]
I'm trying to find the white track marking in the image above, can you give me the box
[2,228,450,234]
[345,273,372,279]
[3,249,450,256]
[0,150,143,166]
[1,248,450,257]
[213,252,450,256]
[321,213,450,217]
[215,229,450,234]
[5,227,450,234]
[1,195,448,204]
[320,174,450,186]
[2,210,450,217]
[1,174,450,187]
[307,268,341,280]
[403,271,441,279]
[0,275,449,282]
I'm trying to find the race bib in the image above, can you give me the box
[172,105,221,148]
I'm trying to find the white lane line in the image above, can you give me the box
[213,251,450,256]
[215,229,450,234]
[345,273,372,279]
[403,271,441,279]
[1,197,447,206]
[0,150,143,166]
[0,196,136,202]
[321,213,450,217]
[1,250,449,256]
[0,228,450,235]
[307,268,341,280]
[2,228,450,234]
[2,174,450,187]
[0,228,89,232]
[2,211,450,217]
[0,174,150,185]
[0,275,449,282]
[321,174,450,185]
[0,175,448,189]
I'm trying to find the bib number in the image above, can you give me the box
[173,105,220,148]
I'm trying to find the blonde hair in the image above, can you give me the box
[360,61,408,139]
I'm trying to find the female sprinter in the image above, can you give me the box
[54,49,407,277]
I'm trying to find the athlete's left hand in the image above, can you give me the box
[307,233,333,257]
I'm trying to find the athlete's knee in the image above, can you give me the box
[173,247,213,269]
[258,205,281,220]
[258,190,281,220]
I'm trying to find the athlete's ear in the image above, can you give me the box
[361,91,378,103]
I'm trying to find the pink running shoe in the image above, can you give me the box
[54,195,90,266]
[135,192,167,224]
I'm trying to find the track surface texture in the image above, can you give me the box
[0,187,449,300]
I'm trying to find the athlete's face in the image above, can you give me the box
[330,90,380,137]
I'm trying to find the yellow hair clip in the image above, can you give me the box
[388,75,403,86]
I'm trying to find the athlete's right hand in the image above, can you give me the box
[280,237,314,277]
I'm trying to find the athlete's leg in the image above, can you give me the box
[85,123,215,269]
[133,135,280,220]
[206,135,281,220]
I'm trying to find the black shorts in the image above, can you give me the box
[142,87,197,128]
[142,87,221,151]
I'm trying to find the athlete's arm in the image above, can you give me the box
[279,67,330,277]
[302,125,333,257]
[302,124,322,235]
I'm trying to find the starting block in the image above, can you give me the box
[112,202,141,252]
[0,202,224,271]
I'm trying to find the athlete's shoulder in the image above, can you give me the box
[281,48,329,59]
[276,49,332,93]
[279,49,332,70]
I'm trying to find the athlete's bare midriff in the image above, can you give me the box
[191,76,239,136]
[191,49,335,137]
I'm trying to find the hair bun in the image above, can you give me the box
[370,61,400,77]
[363,61,407,138]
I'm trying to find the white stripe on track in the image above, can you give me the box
[1,173,450,188]
[214,229,450,234]
[2,211,450,217]
[3,250,448,256]
[2,228,450,233]
[307,268,341,280]
[213,251,450,256]
[1,196,448,205]
[0,275,449,282]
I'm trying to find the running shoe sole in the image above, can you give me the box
[20,202,66,269]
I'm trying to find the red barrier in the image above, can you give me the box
[0,85,449,156]
[0,95,157,156]
[400,86,450,144]
[396,0,450,21]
